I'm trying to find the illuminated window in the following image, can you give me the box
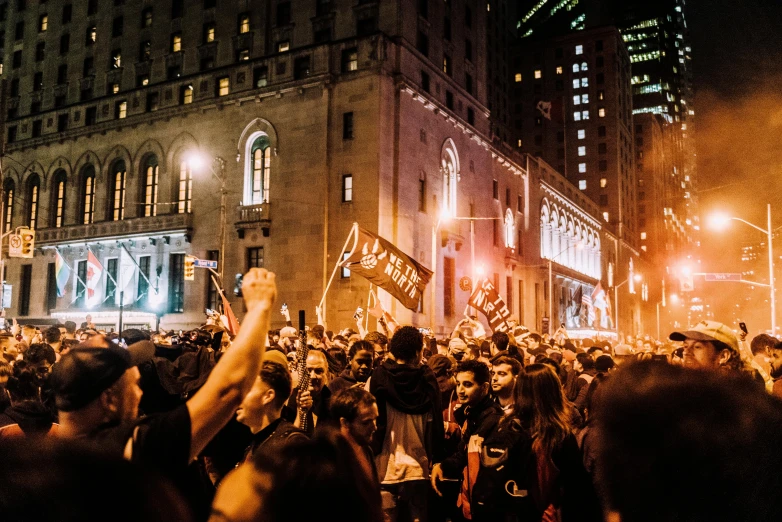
[39,14,48,32]
[579,163,587,174]
[577,129,585,139]
[116,100,127,119]
[578,146,586,156]
[110,161,127,221]
[204,23,215,43]
[143,155,159,217]
[581,61,588,71]
[86,26,97,45]
[217,76,230,96]
[81,166,96,224]
[342,174,353,202]
[573,111,581,121]
[573,95,580,105]
[534,69,541,79]
[575,44,583,55]
[142,7,153,28]
[26,175,40,230]
[177,159,193,214]
[573,79,580,89]
[572,63,579,73]
[515,73,522,82]
[600,178,607,188]
[239,13,250,34]
[581,77,589,87]
[556,66,563,74]
[640,232,647,240]
[603,211,609,222]
[578,179,586,189]
[3,179,13,232]
[250,135,271,204]
[180,84,193,104]
[51,170,67,228]
[581,94,589,104]
[598,107,606,117]
[171,33,182,52]
[582,110,589,119]
[277,41,290,52]
[112,50,122,68]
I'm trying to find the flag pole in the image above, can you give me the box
[317,223,358,321]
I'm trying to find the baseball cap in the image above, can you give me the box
[280,326,298,339]
[669,320,740,353]
[263,348,290,368]
[50,340,155,412]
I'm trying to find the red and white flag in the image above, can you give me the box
[86,250,103,300]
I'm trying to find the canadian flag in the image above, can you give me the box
[86,250,103,300]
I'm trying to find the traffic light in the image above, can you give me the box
[184,255,195,281]
[19,228,34,259]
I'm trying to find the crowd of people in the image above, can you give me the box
[2,267,782,522]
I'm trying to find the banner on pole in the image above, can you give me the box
[340,227,433,311]
[467,278,511,332]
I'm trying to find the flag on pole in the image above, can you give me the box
[221,292,240,337]
[536,98,564,122]
[86,251,103,300]
[467,278,511,332]
[119,248,137,305]
[55,250,71,298]
[340,227,433,311]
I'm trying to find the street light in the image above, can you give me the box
[188,152,227,281]
[708,204,775,333]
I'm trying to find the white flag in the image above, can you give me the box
[119,249,137,305]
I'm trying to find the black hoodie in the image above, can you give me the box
[370,360,445,463]
[0,401,57,435]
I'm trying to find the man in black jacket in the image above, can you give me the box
[370,326,443,522]
[431,359,505,521]
[330,340,374,394]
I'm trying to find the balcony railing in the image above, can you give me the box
[36,212,193,245]
[235,203,271,236]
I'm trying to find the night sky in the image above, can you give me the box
[689,0,782,330]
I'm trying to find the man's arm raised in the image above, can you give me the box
[186,268,277,460]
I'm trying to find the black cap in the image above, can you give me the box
[50,341,155,412]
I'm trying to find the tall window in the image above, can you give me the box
[52,170,67,228]
[106,258,118,300]
[250,136,270,204]
[81,165,96,224]
[205,250,219,310]
[25,174,40,229]
[142,155,159,216]
[110,161,126,221]
[441,139,460,218]
[3,179,14,232]
[75,260,87,307]
[169,253,185,313]
[19,264,32,316]
[342,174,353,202]
[137,255,151,307]
[247,247,264,268]
[177,159,193,213]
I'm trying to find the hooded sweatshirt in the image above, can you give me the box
[370,360,444,483]
[0,401,58,438]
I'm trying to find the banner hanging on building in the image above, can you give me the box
[86,250,103,302]
[340,227,433,311]
[55,250,71,298]
[467,278,511,333]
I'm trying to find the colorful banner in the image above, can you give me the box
[55,250,71,298]
[467,278,511,333]
[340,227,433,311]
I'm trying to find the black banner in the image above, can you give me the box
[341,227,433,311]
[467,278,511,332]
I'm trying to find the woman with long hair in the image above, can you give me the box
[514,364,601,522]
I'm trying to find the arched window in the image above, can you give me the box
[3,179,14,232]
[25,174,40,230]
[250,135,271,204]
[177,158,193,213]
[440,139,460,218]
[81,165,96,224]
[110,160,127,221]
[142,155,159,217]
[52,170,67,228]
[504,208,515,249]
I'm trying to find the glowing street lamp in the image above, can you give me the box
[709,204,775,333]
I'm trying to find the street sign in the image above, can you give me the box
[194,259,218,269]
[704,273,743,282]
